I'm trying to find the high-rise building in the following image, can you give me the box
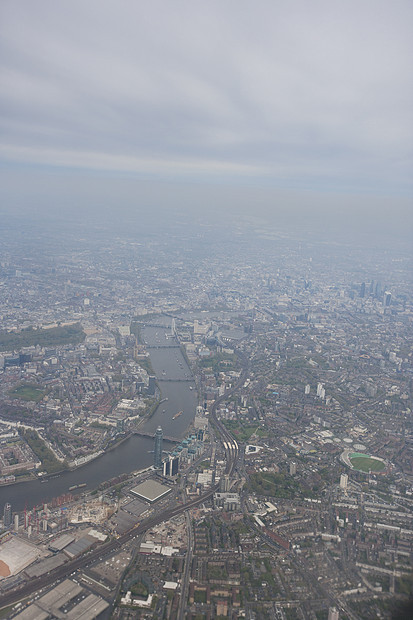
[383,291,392,307]
[359,282,366,298]
[19,353,32,365]
[328,607,339,620]
[163,455,179,477]
[340,473,348,490]
[375,281,382,299]
[154,426,163,469]
[220,474,230,492]
[290,462,297,476]
[163,459,171,477]
[3,502,12,527]
[171,456,179,476]
[148,376,156,396]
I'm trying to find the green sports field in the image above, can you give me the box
[9,384,46,402]
[349,453,385,473]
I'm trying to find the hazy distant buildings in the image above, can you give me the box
[375,281,382,298]
[383,291,392,307]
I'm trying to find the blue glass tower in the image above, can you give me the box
[154,426,163,469]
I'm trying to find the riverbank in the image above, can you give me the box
[0,320,197,510]
[0,473,36,487]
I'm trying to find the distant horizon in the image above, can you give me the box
[1,0,412,242]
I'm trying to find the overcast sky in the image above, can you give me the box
[1,0,412,232]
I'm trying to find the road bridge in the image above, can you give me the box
[0,347,248,611]
[146,344,180,349]
[133,431,180,443]
[134,322,169,329]
[158,378,192,382]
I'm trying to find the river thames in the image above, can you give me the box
[0,320,197,511]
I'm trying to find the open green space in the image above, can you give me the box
[199,352,237,375]
[0,323,85,351]
[194,590,207,603]
[249,471,300,499]
[136,356,154,375]
[349,453,385,473]
[22,429,64,474]
[9,384,46,402]
[130,582,149,598]
[222,420,267,442]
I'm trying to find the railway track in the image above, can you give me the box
[0,348,249,611]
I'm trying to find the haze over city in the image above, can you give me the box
[0,2,412,620]
[1,0,412,241]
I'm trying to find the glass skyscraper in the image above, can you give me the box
[3,502,12,527]
[154,426,163,469]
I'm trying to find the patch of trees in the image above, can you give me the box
[0,323,85,351]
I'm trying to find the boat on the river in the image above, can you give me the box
[172,411,183,420]
[69,483,87,491]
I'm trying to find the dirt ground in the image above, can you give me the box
[0,559,10,577]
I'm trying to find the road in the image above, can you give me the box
[0,348,248,611]
[177,511,193,620]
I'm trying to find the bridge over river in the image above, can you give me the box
[159,378,192,382]
[133,430,180,443]
[146,344,180,349]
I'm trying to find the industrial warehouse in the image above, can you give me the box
[130,479,172,504]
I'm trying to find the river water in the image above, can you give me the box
[0,321,197,511]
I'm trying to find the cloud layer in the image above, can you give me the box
[1,0,412,203]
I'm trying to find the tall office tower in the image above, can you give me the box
[375,281,382,299]
[171,456,179,476]
[163,459,171,477]
[148,376,156,396]
[154,426,163,469]
[340,473,348,490]
[383,291,392,307]
[359,282,366,298]
[304,384,310,395]
[3,502,12,527]
[328,607,339,620]
[290,461,297,476]
[220,474,230,492]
